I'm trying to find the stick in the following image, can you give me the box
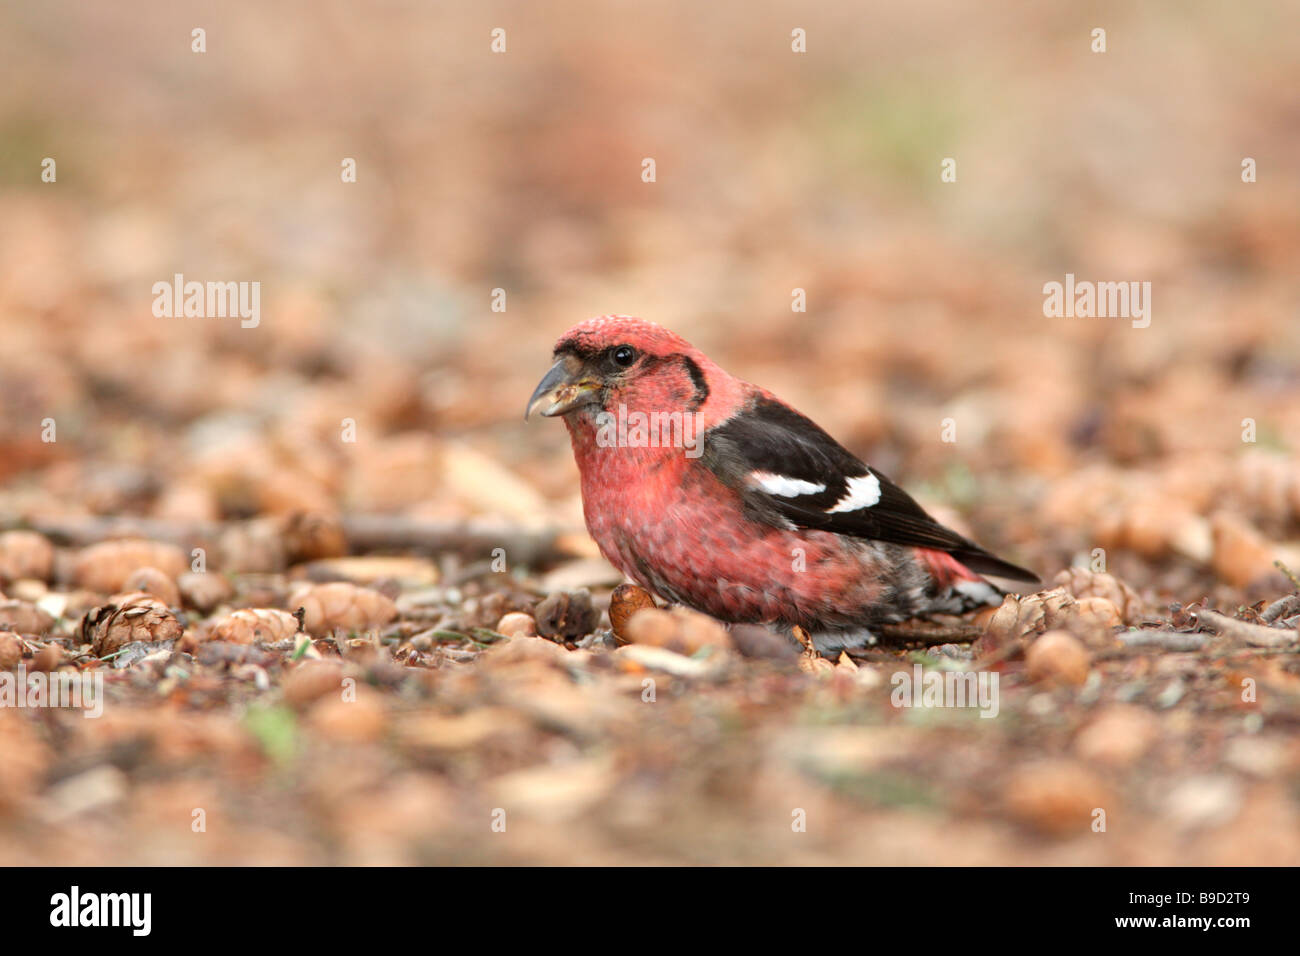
[343,517,561,565]
[1,515,221,547]
[1191,607,1299,649]
[876,620,984,645]
[0,514,564,566]
[1262,593,1300,624]
[1116,630,1209,652]
[1275,560,1300,592]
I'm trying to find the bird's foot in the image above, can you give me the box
[791,625,878,659]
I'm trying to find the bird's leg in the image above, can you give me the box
[806,627,879,656]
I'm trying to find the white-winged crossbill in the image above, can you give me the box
[527,315,1037,652]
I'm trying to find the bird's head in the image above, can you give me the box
[526,315,719,422]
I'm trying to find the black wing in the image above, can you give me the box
[701,394,1038,583]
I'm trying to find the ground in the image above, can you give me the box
[0,1,1297,865]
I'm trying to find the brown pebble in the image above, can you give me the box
[0,530,55,583]
[283,661,348,708]
[0,600,55,637]
[1074,705,1160,768]
[624,606,728,655]
[496,612,538,639]
[307,693,386,743]
[1025,630,1091,687]
[122,567,181,608]
[7,579,47,603]
[1210,512,1278,589]
[623,608,679,649]
[72,539,187,594]
[177,571,234,613]
[1003,760,1110,836]
[478,635,572,670]
[31,643,64,672]
[0,631,22,670]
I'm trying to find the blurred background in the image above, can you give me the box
[2,0,1299,592]
[0,1,1298,864]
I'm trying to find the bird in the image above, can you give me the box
[526,314,1037,653]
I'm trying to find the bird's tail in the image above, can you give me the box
[916,547,1037,614]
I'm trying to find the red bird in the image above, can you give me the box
[527,315,1037,653]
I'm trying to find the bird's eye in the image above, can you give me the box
[611,345,637,368]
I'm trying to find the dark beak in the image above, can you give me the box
[525,358,602,420]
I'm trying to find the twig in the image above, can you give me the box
[877,620,983,645]
[342,516,561,565]
[0,514,565,566]
[792,624,815,656]
[1275,560,1300,592]
[1191,606,1299,649]
[1262,594,1300,624]
[2,515,220,548]
[793,625,834,672]
[1116,630,1210,652]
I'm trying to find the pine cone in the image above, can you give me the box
[1052,567,1146,625]
[289,582,397,635]
[206,608,300,645]
[82,592,183,658]
[534,589,599,642]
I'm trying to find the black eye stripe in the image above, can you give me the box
[680,355,709,411]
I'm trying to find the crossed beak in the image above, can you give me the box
[525,358,602,420]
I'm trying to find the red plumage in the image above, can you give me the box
[528,315,1036,651]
